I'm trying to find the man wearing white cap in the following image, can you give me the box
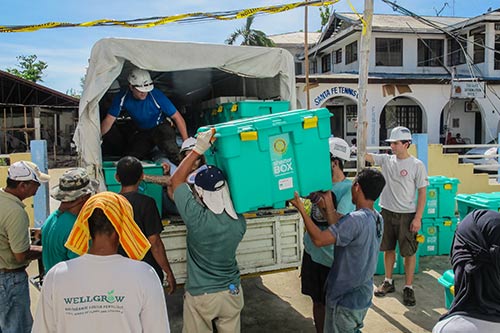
[366,126,428,307]
[0,160,49,332]
[41,168,99,273]
[168,130,246,333]
[100,68,188,164]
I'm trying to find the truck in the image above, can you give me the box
[74,37,303,283]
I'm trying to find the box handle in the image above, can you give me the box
[231,104,238,112]
[303,116,318,129]
[240,131,258,141]
[217,105,224,113]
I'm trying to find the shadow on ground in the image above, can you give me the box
[165,276,314,333]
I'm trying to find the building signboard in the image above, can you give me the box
[451,81,485,99]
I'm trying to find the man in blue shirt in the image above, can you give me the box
[101,68,188,164]
[301,137,355,333]
[291,168,386,333]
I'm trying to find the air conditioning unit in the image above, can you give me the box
[464,100,480,112]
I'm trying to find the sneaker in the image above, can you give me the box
[403,287,416,306]
[374,280,395,297]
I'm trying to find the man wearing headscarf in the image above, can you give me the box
[33,192,170,333]
[433,209,500,332]
[168,129,247,333]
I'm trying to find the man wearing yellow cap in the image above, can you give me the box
[0,160,50,333]
[33,192,170,332]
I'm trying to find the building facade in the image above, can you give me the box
[296,10,500,145]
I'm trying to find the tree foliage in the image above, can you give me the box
[319,5,332,29]
[6,55,48,83]
[225,16,275,47]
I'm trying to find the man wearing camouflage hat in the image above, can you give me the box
[41,168,98,273]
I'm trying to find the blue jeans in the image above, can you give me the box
[324,303,368,333]
[0,271,32,333]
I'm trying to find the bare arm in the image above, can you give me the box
[13,245,42,263]
[148,234,176,294]
[168,151,199,199]
[365,153,375,164]
[316,191,342,225]
[410,186,427,233]
[171,111,188,141]
[101,114,117,136]
[290,192,336,247]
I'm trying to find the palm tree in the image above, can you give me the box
[225,16,275,47]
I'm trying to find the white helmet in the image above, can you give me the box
[128,68,153,93]
[386,126,412,142]
[329,137,351,161]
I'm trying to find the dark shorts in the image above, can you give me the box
[380,209,419,257]
[301,251,330,304]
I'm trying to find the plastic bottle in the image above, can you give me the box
[229,284,238,295]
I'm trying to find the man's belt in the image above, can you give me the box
[0,266,27,273]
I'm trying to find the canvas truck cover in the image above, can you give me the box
[74,37,296,187]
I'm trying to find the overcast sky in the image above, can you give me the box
[1,0,498,93]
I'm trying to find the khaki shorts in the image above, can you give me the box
[380,209,418,257]
[182,287,244,333]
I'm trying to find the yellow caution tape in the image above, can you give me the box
[303,116,318,129]
[0,0,340,33]
[347,0,368,35]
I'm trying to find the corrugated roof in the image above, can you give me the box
[337,13,466,32]
[269,32,321,45]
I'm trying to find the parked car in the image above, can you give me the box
[462,146,499,173]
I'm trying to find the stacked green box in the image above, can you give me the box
[215,100,291,124]
[437,269,455,309]
[102,161,163,214]
[423,176,460,218]
[420,222,439,256]
[199,108,332,213]
[420,217,458,256]
[456,192,500,219]
[375,246,420,275]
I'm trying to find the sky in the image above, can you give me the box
[1,0,499,94]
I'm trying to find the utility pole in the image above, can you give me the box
[304,0,311,110]
[356,0,373,172]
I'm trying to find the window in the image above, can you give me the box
[309,59,317,74]
[376,38,403,66]
[346,105,358,135]
[495,35,500,70]
[321,53,331,73]
[346,41,358,64]
[295,62,303,75]
[472,26,485,64]
[447,36,466,66]
[418,39,444,67]
[335,49,342,64]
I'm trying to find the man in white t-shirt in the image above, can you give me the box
[32,192,170,333]
[365,126,428,307]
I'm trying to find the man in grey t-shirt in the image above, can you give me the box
[366,126,428,307]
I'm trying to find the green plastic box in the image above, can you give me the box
[225,100,290,121]
[423,176,459,218]
[102,161,163,214]
[200,108,332,213]
[420,217,458,256]
[456,192,500,219]
[375,246,420,275]
[437,269,455,309]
